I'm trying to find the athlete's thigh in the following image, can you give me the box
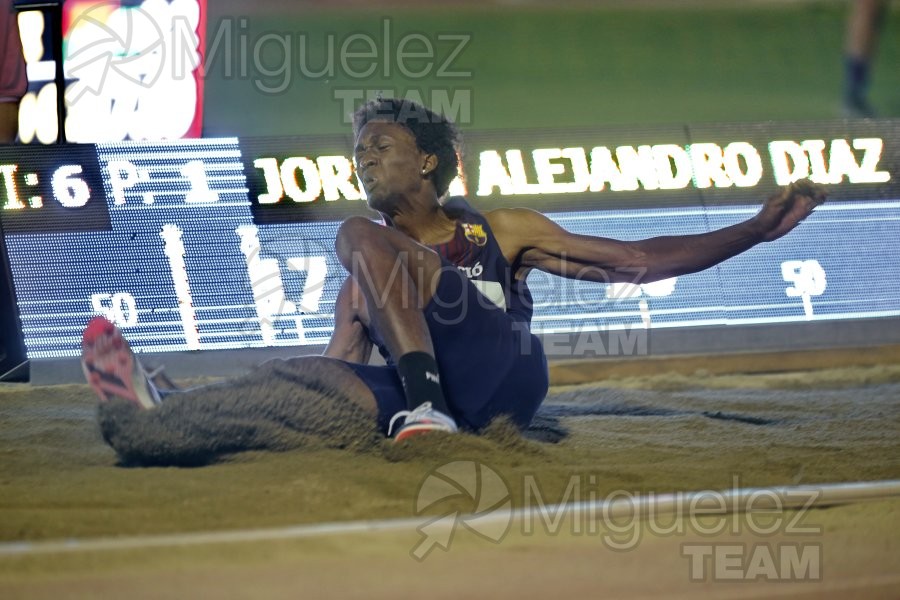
[341,217,446,307]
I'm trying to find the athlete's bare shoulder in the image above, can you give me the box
[484,207,554,265]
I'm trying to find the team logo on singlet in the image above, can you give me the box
[462,223,488,246]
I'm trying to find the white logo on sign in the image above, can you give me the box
[63,0,203,141]
[782,259,827,319]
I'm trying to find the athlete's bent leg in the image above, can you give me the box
[334,216,444,359]
[335,216,458,438]
[97,356,382,466]
[83,318,383,466]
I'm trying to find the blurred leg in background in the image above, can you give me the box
[843,0,889,117]
[0,102,18,143]
[0,0,27,143]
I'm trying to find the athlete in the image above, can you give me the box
[843,0,888,117]
[82,98,825,461]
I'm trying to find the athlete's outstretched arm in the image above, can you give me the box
[486,180,826,284]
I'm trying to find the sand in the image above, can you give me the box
[0,363,897,598]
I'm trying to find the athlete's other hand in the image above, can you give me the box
[753,179,827,242]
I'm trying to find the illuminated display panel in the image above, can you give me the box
[17,0,206,144]
[1,120,898,359]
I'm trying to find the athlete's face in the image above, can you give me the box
[354,120,431,213]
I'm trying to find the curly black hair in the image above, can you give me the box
[352,97,460,197]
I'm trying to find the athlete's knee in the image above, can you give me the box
[335,216,386,267]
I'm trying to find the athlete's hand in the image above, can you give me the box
[753,179,826,242]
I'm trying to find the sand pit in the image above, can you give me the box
[0,363,897,598]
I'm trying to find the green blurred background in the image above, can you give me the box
[201,1,899,137]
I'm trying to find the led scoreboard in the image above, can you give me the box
[1,120,899,360]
